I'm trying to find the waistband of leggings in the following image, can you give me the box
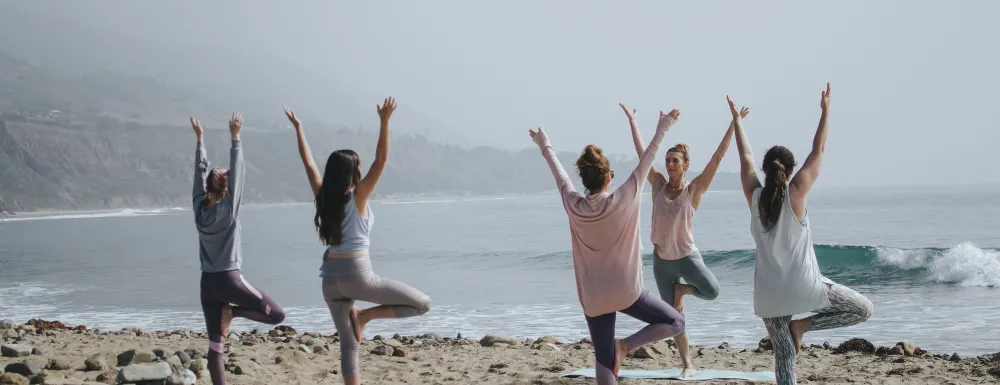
[320,254,373,276]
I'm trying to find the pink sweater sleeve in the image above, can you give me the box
[615,115,675,198]
[541,146,577,199]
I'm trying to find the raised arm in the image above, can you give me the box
[225,113,246,216]
[728,96,761,207]
[620,103,666,191]
[354,97,396,208]
[284,107,322,197]
[529,127,576,198]
[790,82,831,200]
[690,106,749,201]
[190,116,209,208]
[616,110,678,198]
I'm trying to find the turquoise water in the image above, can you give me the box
[1,184,998,355]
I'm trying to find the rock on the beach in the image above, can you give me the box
[1,330,19,340]
[423,333,441,340]
[117,349,156,367]
[311,345,326,355]
[949,353,961,361]
[534,336,560,345]
[153,348,173,360]
[0,373,28,385]
[383,339,403,348]
[0,321,14,330]
[392,347,409,357]
[117,362,172,383]
[165,355,184,372]
[833,338,876,354]
[29,348,41,356]
[166,370,197,385]
[632,347,656,359]
[479,335,518,347]
[297,345,311,354]
[83,355,106,372]
[46,359,73,371]
[174,351,192,365]
[4,360,42,377]
[370,345,394,356]
[533,343,560,352]
[187,359,207,374]
[823,341,832,350]
[758,336,773,351]
[888,346,904,356]
[718,342,730,349]
[1,345,32,358]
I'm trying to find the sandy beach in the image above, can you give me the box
[1,319,997,385]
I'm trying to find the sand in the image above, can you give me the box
[1,321,998,385]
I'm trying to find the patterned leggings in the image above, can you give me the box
[762,282,873,385]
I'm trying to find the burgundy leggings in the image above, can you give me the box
[585,291,685,384]
[200,270,285,385]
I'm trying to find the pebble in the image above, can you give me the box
[29,348,41,356]
[174,351,192,365]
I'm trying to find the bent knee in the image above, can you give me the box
[672,314,686,333]
[700,284,720,301]
[269,307,287,324]
[416,295,431,315]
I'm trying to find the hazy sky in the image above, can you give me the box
[5,1,999,187]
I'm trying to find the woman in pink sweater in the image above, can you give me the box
[529,109,685,384]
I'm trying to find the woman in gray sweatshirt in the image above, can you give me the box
[191,113,286,385]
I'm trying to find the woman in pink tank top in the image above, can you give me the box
[620,103,749,378]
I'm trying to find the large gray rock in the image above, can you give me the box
[173,351,192,365]
[1,330,19,340]
[0,320,13,329]
[116,349,156,367]
[165,371,197,385]
[116,362,171,383]
[370,345,394,356]
[4,360,43,377]
[1,345,32,358]
[165,355,184,372]
[83,354,106,371]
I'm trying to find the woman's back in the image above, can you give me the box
[750,186,829,318]
[326,192,373,254]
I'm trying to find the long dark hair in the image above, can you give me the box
[758,146,796,232]
[315,150,362,246]
[576,145,611,194]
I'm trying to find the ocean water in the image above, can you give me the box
[1,184,998,356]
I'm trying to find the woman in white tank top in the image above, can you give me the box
[729,84,873,385]
[620,102,749,378]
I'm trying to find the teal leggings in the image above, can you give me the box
[652,250,721,307]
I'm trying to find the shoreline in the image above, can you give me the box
[1,319,998,384]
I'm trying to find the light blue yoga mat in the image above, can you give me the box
[563,368,776,381]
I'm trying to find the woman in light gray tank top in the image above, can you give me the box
[729,84,873,385]
[284,99,430,385]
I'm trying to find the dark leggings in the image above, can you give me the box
[201,270,286,385]
[585,291,686,385]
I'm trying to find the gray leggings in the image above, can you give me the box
[762,281,874,385]
[652,250,721,310]
[320,257,431,375]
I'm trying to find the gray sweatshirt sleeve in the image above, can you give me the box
[227,140,244,215]
[193,140,209,209]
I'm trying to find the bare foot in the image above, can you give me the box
[613,338,629,377]
[220,304,233,338]
[349,307,365,344]
[679,367,695,378]
[673,283,690,313]
[789,319,811,355]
